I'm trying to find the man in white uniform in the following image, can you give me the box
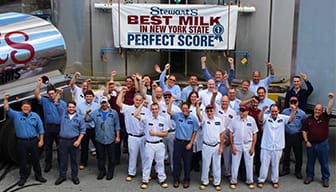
[117,90,150,181]
[228,105,258,189]
[257,104,296,189]
[197,104,224,191]
[134,102,169,189]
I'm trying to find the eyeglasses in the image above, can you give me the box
[239,108,247,112]
[169,79,176,82]
[164,95,171,99]
[206,109,213,112]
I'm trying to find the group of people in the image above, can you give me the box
[4,56,334,190]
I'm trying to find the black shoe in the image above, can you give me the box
[279,170,290,176]
[35,175,47,183]
[295,172,303,179]
[97,172,106,180]
[106,173,114,180]
[44,164,51,172]
[72,177,80,185]
[17,179,26,186]
[55,177,66,185]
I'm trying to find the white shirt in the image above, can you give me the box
[199,89,222,106]
[261,114,289,150]
[228,115,258,145]
[120,104,150,135]
[158,102,181,130]
[141,115,169,142]
[201,115,225,145]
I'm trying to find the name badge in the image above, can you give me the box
[187,121,193,124]
[268,119,273,123]
[149,123,153,126]
[247,123,252,126]
[159,123,164,127]
[229,114,233,119]
[215,121,220,125]
[207,121,211,124]
[277,119,283,123]
[219,111,223,114]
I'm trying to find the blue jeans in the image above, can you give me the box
[306,139,330,181]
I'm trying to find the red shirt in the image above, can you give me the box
[124,87,136,105]
[302,112,331,143]
[247,107,262,132]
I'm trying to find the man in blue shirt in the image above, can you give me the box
[280,96,307,179]
[181,75,200,102]
[4,93,47,186]
[35,77,67,172]
[168,98,198,189]
[86,96,120,180]
[249,63,275,96]
[54,100,86,185]
[200,55,235,96]
[158,63,181,106]
[77,90,100,170]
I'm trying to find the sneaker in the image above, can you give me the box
[322,180,329,188]
[229,183,237,189]
[35,175,47,183]
[79,165,86,170]
[199,184,207,190]
[55,177,66,185]
[140,182,148,189]
[125,175,134,182]
[257,182,264,188]
[17,179,26,186]
[272,183,279,188]
[90,151,97,156]
[247,183,255,189]
[72,177,80,185]
[160,181,168,188]
[214,185,222,191]
[304,177,313,184]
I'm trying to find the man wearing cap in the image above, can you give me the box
[257,104,296,189]
[302,93,334,188]
[280,96,306,179]
[55,99,86,185]
[134,102,169,189]
[76,90,100,170]
[117,90,150,182]
[197,104,224,191]
[85,96,120,180]
[168,98,198,188]
[228,105,258,189]
[155,90,181,172]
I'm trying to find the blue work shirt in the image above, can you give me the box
[171,112,198,141]
[77,101,100,129]
[159,71,181,105]
[6,108,44,138]
[202,67,235,96]
[39,96,66,124]
[181,85,198,102]
[258,98,275,114]
[249,74,274,96]
[282,108,306,134]
[57,105,86,138]
[88,108,120,145]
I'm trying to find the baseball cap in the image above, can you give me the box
[163,91,172,96]
[205,104,214,110]
[100,96,108,103]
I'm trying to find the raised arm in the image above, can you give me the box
[69,72,81,90]
[258,105,268,124]
[3,93,10,111]
[201,56,213,81]
[117,88,126,109]
[159,64,170,88]
[34,77,43,101]
[167,96,175,116]
[196,101,203,122]
[288,104,297,123]
[133,101,144,120]
[326,92,334,115]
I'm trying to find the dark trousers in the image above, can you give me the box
[44,128,60,165]
[173,140,193,182]
[254,132,263,176]
[80,129,96,166]
[191,151,201,170]
[96,142,115,175]
[59,139,79,178]
[17,138,42,180]
[282,133,303,173]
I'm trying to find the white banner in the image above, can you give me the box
[112,4,238,50]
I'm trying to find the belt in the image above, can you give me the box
[17,137,37,141]
[203,141,219,147]
[168,129,175,133]
[146,140,163,144]
[60,137,78,140]
[128,133,145,138]
[45,124,60,128]
[175,138,190,144]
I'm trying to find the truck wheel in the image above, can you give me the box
[0,119,17,163]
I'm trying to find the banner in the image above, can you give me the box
[112,4,238,50]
